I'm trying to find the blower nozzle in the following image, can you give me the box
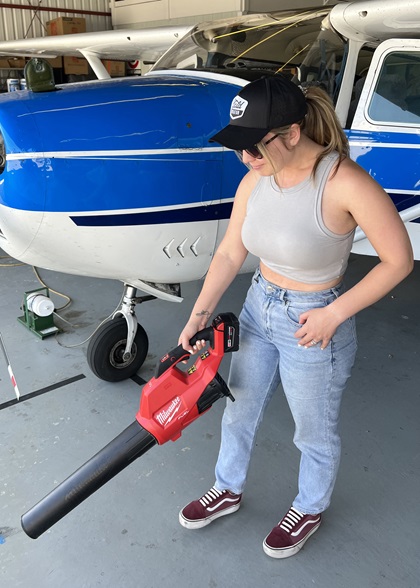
[21,421,156,539]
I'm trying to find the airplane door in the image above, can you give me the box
[348,38,420,259]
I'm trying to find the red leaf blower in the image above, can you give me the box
[21,313,239,539]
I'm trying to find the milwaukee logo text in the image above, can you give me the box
[155,396,182,425]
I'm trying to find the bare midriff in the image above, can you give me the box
[260,261,343,292]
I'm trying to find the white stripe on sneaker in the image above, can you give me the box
[206,497,239,512]
[291,517,321,537]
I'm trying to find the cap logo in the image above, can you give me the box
[230,96,248,120]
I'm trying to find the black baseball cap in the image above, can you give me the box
[210,75,307,150]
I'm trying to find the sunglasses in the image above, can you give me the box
[244,133,282,159]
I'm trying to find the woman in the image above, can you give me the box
[177,75,413,558]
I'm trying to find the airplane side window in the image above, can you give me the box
[368,51,420,125]
[406,60,420,115]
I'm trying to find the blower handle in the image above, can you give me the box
[154,313,239,379]
[154,326,214,379]
[189,326,214,347]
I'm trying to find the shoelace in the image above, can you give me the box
[199,487,225,507]
[279,507,305,533]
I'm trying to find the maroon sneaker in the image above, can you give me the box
[179,486,242,529]
[263,507,322,558]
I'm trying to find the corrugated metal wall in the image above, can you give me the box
[110,0,336,29]
[0,0,111,41]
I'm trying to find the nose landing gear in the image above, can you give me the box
[86,285,155,382]
[87,317,149,382]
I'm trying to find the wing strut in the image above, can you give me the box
[80,51,111,79]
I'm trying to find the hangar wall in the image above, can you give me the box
[110,0,337,29]
[0,0,338,40]
[0,0,111,41]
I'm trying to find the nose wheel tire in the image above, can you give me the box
[87,317,149,382]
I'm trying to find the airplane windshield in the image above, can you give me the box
[152,8,348,104]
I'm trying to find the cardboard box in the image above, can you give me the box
[46,17,86,74]
[102,60,125,77]
[46,17,86,36]
[0,57,26,69]
[44,56,62,69]
[63,56,88,75]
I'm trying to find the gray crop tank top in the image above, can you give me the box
[241,152,355,284]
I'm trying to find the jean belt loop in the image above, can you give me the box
[331,282,343,299]
[278,287,286,302]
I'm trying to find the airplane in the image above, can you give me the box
[0,0,419,382]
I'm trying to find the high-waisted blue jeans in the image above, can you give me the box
[214,269,357,514]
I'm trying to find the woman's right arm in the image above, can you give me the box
[179,170,258,351]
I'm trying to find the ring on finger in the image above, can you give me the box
[310,339,318,346]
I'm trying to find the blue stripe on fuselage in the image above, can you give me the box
[70,201,234,226]
[392,192,420,212]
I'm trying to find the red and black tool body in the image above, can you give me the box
[21,312,239,539]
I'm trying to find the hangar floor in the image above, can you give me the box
[0,251,419,588]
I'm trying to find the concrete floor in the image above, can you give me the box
[0,251,419,588]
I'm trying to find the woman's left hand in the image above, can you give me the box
[294,306,342,350]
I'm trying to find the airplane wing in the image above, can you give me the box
[0,26,192,79]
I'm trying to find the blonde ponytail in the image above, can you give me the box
[301,84,349,177]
